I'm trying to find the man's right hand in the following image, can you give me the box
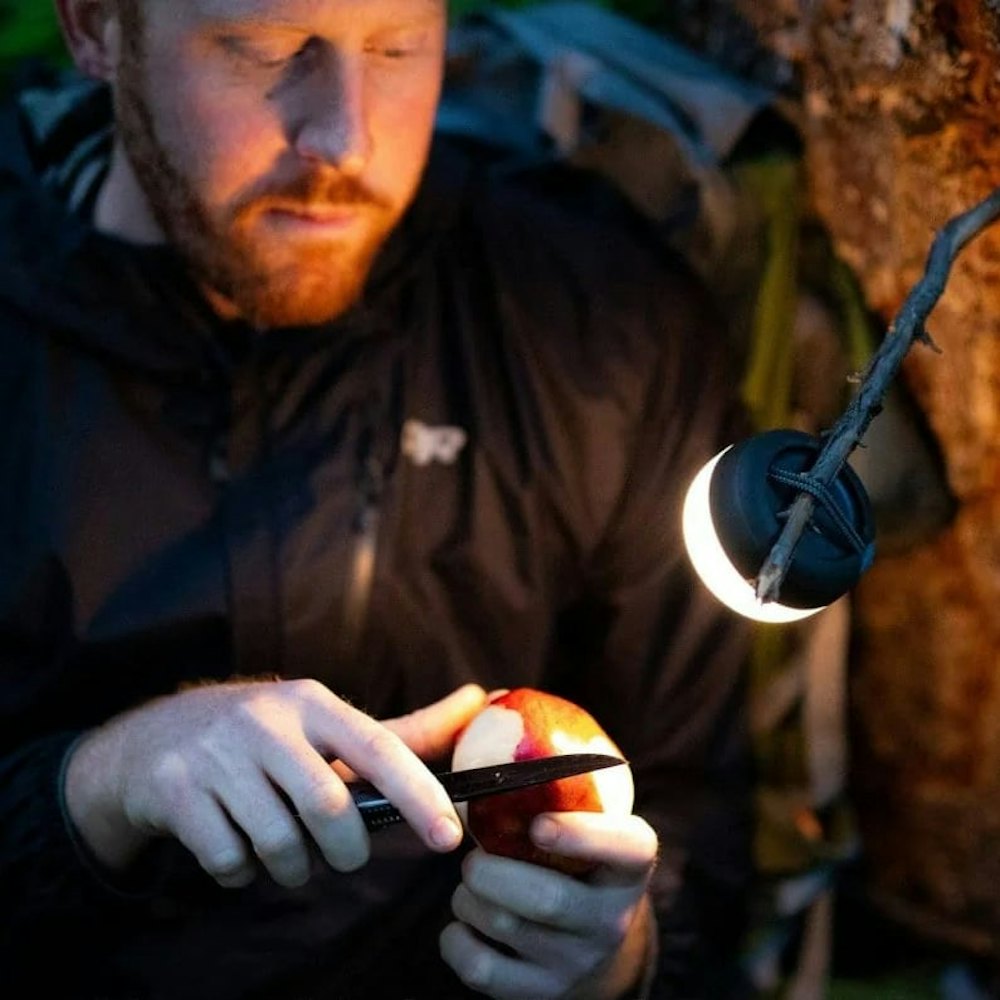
[63,680,487,889]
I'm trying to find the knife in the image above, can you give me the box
[349,753,627,832]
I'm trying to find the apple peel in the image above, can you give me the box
[451,688,634,874]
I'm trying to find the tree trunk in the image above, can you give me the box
[674,0,1000,958]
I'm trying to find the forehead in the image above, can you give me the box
[181,0,445,25]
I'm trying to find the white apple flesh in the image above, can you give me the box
[450,688,634,873]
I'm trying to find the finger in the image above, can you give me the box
[169,793,257,889]
[440,921,565,1000]
[461,849,586,930]
[331,684,484,783]
[452,883,525,950]
[451,884,584,970]
[530,812,658,887]
[217,772,312,888]
[382,684,488,760]
[256,738,371,874]
[461,849,641,938]
[303,690,465,853]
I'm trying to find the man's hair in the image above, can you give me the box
[116,0,143,37]
[115,0,145,60]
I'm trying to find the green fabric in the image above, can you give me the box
[734,154,804,432]
[0,4,64,65]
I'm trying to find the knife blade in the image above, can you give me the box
[349,753,627,832]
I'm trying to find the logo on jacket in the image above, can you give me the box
[401,420,468,467]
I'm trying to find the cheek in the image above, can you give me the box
[147,57,286,204]
[368,70,442,191]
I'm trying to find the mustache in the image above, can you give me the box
[235,170,390,216]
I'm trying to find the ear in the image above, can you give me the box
[54,0,122,81]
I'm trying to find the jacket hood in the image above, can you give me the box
[0,75,466,380]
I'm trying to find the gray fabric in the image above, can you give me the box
[440,2,770,163]
[439,2,773,292]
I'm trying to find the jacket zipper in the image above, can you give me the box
[341,448,384,666]
[341,353,405,668]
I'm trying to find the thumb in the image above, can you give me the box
[382,684,488,761]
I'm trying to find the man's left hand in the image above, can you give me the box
[440,812,658,1000]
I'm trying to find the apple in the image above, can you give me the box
[450,687,634,874]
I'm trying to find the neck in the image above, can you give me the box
[94,142,165,246]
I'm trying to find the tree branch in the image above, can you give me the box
[755,185,1000,604]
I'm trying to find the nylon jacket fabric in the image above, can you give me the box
[0,78,753,999]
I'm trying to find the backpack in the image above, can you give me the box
[438,1,772,350]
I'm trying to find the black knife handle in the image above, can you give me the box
[350,784,404,831]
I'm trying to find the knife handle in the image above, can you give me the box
[350,783,404,832]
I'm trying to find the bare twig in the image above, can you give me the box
[755,185,1000,604]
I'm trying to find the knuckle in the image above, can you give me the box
[453,886,520,940]
[253,817,302,859]
[358,726,404,765]
[297,777,348,820]
[490,907,520,938]
[457,951,494,992]
[532,884,565,922]
[147,752,194,809]
[232,694,285,738]
[286,677,330,704]
[232,695,271,726]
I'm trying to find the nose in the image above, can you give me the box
[292,52,371,175]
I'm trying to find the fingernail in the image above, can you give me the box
[532,817,558,847]
[431,816,463,850]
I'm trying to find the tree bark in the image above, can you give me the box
[674,0,1000,958]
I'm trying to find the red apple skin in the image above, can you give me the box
[451,688,634,875]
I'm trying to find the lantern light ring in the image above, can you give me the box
[683,184,1000,619]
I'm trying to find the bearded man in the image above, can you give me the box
[0,1,753,997]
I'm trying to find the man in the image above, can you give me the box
[0,0,753,997]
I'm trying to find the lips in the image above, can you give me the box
[264,205,363,230]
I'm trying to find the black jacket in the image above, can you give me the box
[0,78,753,999]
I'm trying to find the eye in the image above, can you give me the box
[221,34,314,70]
[251,51,296,69]
[364,31,429,60]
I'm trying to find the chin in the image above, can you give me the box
[228,260,369,329]
[203,213,389,328]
